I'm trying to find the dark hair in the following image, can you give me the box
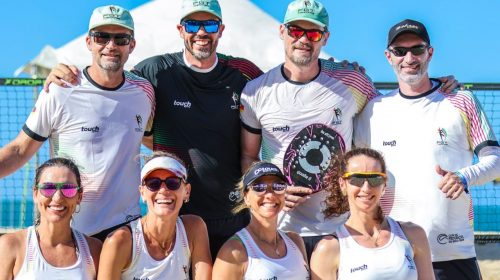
[323,148,386,221]
[33,157,82,225]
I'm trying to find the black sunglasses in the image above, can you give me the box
[89,31,133,46]
[143,177,184,192]
[342,172,387,188]
[388,45,428,57]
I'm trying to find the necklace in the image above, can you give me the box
[35,226,79,254]
[248,227,281,257]
[143,217,175,254]
[347,218,386,247]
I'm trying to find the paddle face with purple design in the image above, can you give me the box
[283,124,346,193]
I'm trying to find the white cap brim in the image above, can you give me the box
[141,157,187,182]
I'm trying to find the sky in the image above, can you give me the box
[0,0,499,82]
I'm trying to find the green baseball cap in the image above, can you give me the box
[88,5,134,31]
[284,0,329,29]
[180,0,222,21]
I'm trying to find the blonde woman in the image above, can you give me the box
[213,161,309,279]
[97,152,211,279]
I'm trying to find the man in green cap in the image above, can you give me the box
[240,0,379,259]
[0,5,155,241]
[44,0,263,259]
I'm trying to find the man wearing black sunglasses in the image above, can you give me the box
[355,19,500,280]
[0,5,155,241]
[43,0,262,260]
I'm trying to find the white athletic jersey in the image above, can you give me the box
[336,217,418,280]
[121,217,191,280]
[240,61,378,236]
[355,80,498,261]
[24,69,155,235]
[15,226,96,280]
[236,228,309,280]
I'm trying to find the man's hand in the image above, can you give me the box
[327,57,366,74]
[283,186,312,212]
[43,63,80,92]
[437,75,461,94]
[435,165,466,200]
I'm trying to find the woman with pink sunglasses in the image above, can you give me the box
[213,161,309,279]
[310,148,434,280]
[97,151,211,280]
[0,157,102,279]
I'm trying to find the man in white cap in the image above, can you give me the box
[355,18,500,279]
[0,5,155,241]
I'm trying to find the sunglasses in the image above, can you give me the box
[182,20,221,34]
[248,182,287,195]
[285,24,325,42]
[388,45,428,57]
[143,177,184,192]
[89,31,133,46]
[36,182,81,198]
[342,172,387,188]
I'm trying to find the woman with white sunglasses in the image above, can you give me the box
[0,158,101,279]
[310,148,434,280]
[98,151,212,280]
[213,161,309,279]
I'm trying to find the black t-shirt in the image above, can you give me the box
[133,52,262,219]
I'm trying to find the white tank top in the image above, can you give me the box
[15,226,96,280]
[336,217,418,280]
[121,217,191,280]
[236,228,310,280]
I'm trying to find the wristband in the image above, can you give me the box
[455,171,469,194]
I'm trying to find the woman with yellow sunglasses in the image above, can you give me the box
[310,148,434,280]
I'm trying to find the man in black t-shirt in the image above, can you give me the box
[45,0,262,259]
[132,2,262,257]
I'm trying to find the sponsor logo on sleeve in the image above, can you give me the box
[437,233,465,244]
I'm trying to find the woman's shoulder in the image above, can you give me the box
[397,221,428,246]
[179,214,206,229]
[0,229,28,251]
[217,234,248,262]
[102,225,133,248]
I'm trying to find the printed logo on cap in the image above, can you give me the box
[283,123,345,193]
[105,6,122,19]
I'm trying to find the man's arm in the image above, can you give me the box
[142,135,153,150]
[241,127,261,172]
[0,131,43,178]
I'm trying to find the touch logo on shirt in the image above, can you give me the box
[350,264,368,273]
[173,100,192,108]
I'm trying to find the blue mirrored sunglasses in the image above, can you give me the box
[182,20,221,34]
